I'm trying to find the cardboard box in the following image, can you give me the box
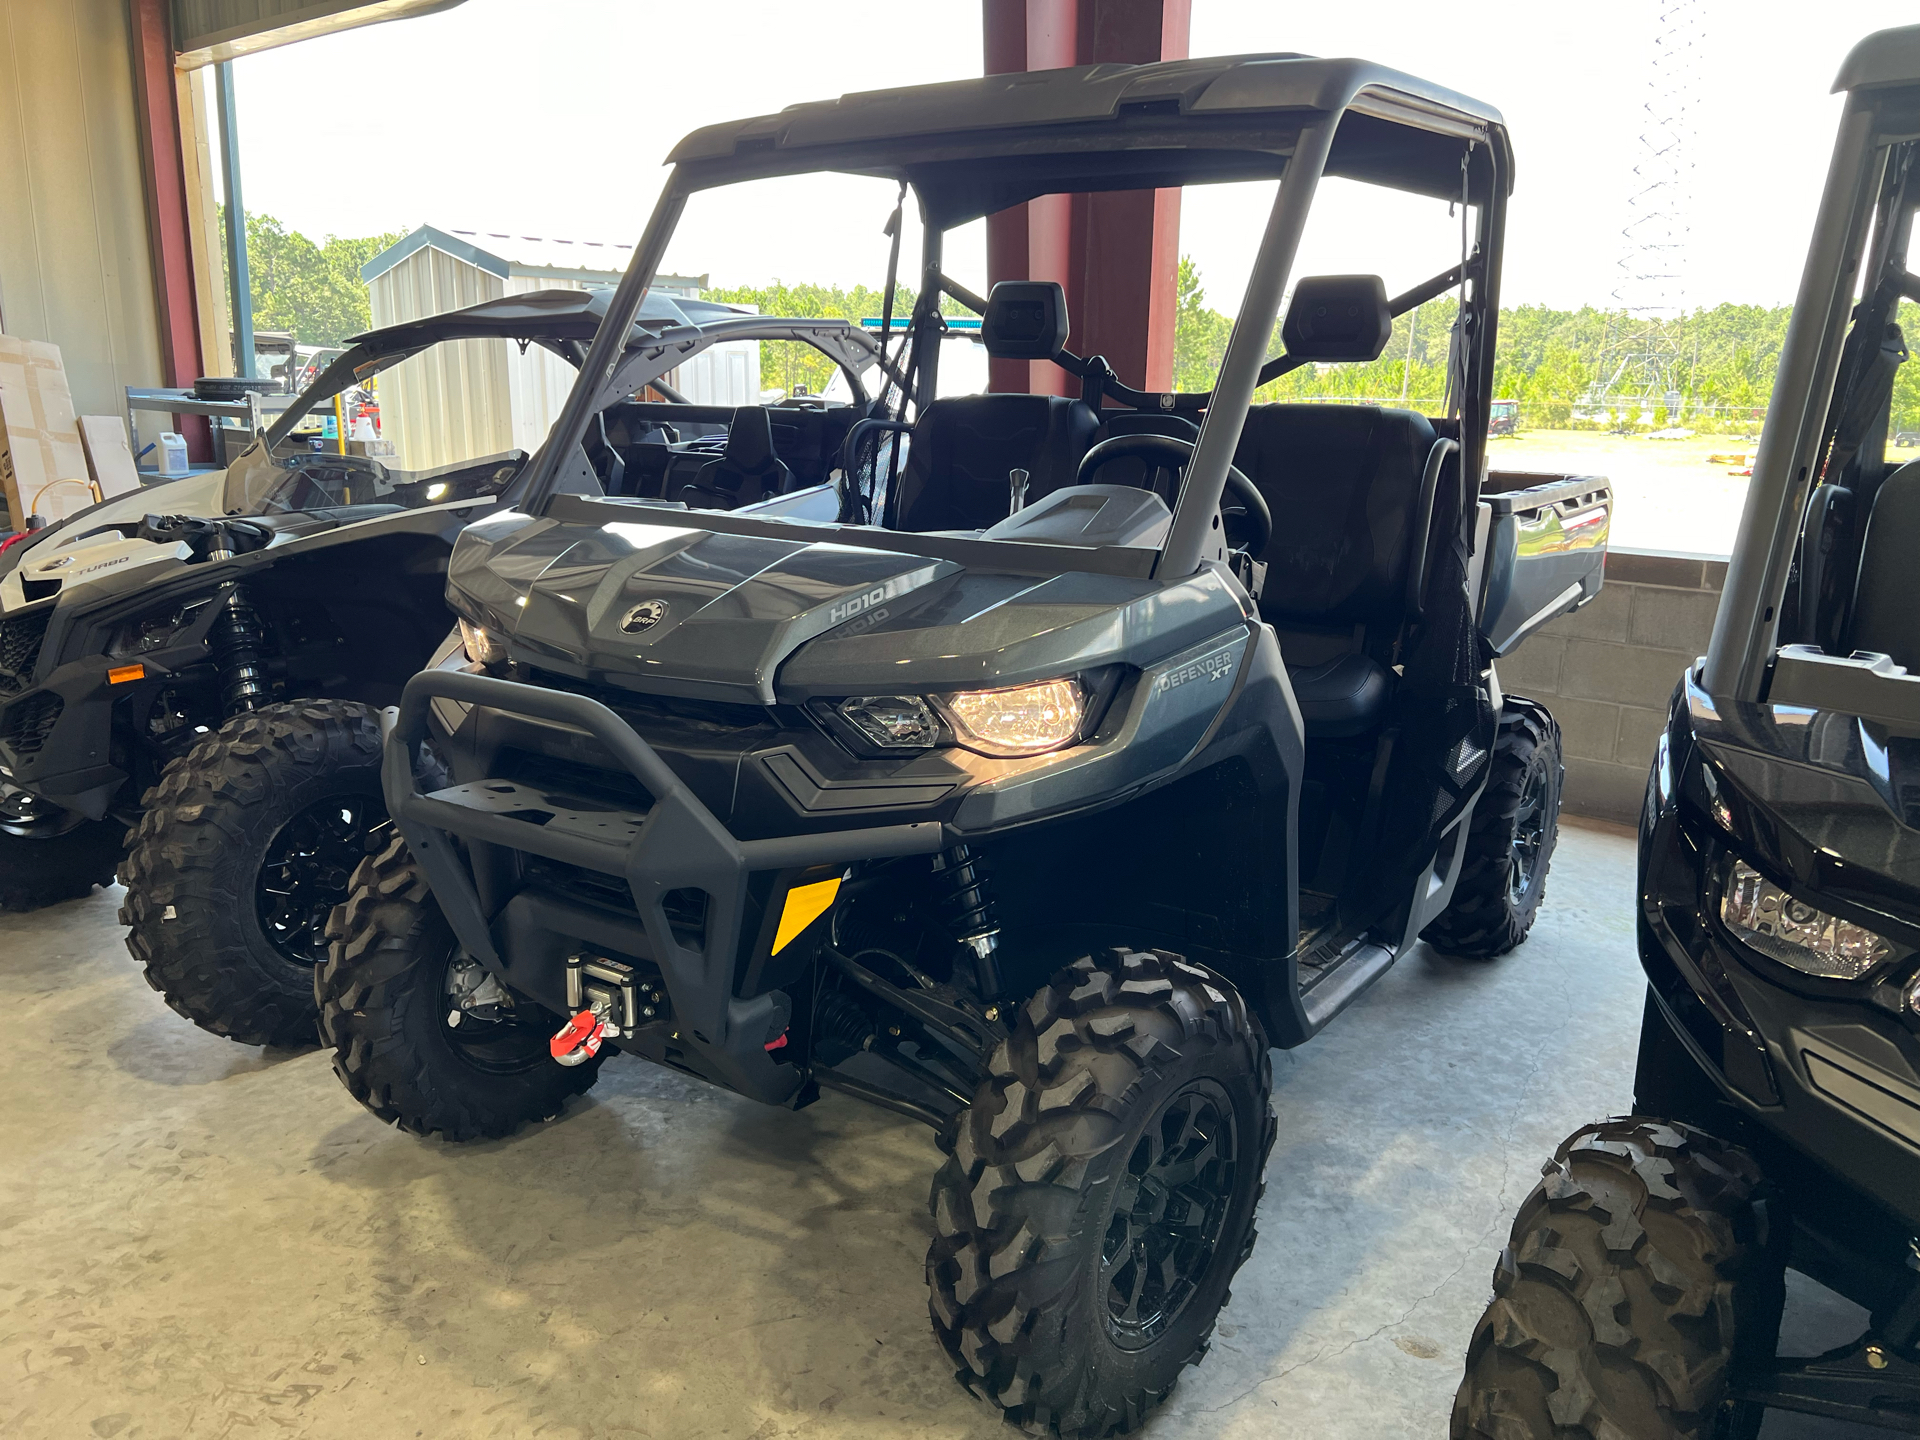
[0,337,91,525]
[78,414,142,499]
[347,438,396,458]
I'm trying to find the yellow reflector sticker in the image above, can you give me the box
[107,663,145,685]
[772,876,841,955]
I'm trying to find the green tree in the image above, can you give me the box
[704,278,948,398]
[1172,254,1232,391]
[218,207,407,349]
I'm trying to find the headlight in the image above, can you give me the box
[1721,859,1895,980]
[940,678,1084,757]
[108,597,211,657]
[838,695,939,749]
[458,617,510,666]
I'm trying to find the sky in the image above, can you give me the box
[217,0,1920,318]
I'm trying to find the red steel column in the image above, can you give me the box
[1075,0,1188,393]
[982,0,1190,396]
[983,0,1077,395]
[128,0,212,458]
[983,0,1030,394]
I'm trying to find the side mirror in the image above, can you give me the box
[981,280,1070,360]
[1280,275,1392,362]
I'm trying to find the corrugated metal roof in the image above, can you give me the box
[443,228,634,275]
[360,225,643,285]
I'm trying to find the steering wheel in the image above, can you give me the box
[1075,433,1273,559]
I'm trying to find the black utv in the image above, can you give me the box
[0,288,885,1047]
[317,54,1608,1435]
[1454,25,1920,1440]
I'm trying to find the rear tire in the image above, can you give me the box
[316,836,603,1140]
[119,700,388,1047]
[1451,1117,1785,1440]
[0,790,124,911]
[1423,697,1563,958]
[927,949,1274,1437]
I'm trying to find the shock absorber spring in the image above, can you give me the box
[933,842,1001,999]
[210,584,270,715]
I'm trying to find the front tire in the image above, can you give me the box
[316,837,603,1140]
[119,700,388,1046]
[0,788,124,911]
[1423,696,1563,958]
[927,949,1274,1437]
[1451,1118,1785,1440]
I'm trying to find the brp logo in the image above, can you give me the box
[619,599,668,634]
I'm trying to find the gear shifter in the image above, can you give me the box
[1008,468,1029,516]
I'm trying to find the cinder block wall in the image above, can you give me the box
[1496,549,1728,825]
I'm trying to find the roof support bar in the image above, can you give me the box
[1703,105,1881,702]
[1158,120,1335,579]
[525,177,688,512]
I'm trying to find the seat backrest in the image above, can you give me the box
[1850,459,1920,669]
[679,406,790,508]
[890,393,1098,532]
[1231,403,1438,629]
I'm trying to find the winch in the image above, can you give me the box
[550,953,667,1066]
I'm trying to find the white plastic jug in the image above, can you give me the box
[157,432,189,477]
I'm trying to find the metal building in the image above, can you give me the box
[361,226,752,469]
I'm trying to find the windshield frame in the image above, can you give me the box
[523,69,1510,580]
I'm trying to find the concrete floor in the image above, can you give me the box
[0,818,1880,1439]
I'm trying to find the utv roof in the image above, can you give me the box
[1834,24,1920,93]
[267,289,882,449]
[665,53,1512,222]
[339,287,740,351]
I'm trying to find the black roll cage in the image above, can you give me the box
[520,55,1513,583]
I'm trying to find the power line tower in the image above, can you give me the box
[1585,0,1703,427]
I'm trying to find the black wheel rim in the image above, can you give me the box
[1100,1079,1240,1350]
[255,794,384,965]
[439,952,552,1076]
[1509,759,1551,905]
[0,785,87,841]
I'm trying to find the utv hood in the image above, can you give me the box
[1689,673,1920,925]
[448,512,1233,706]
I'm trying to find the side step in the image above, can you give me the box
[1299,941,1396,1032]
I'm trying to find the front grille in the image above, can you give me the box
[518,856,709,949]
[494,747,653,811]
[1,690,63,756]
[522,854,636,913]
[525,667,775,733]
[0,608,51,696]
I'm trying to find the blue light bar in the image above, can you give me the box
[859,317,983,332]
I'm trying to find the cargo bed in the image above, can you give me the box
[1477,470,1612,655]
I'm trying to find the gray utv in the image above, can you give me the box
[1456,26,1920,1439]
[318,54,1608,1434]
[0,288,883,1048]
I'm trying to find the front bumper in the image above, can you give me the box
[0,586,234,818]
[386,668,946,1105]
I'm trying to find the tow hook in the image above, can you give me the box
[550,1011,607,1067]
[552,953,669,1065]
